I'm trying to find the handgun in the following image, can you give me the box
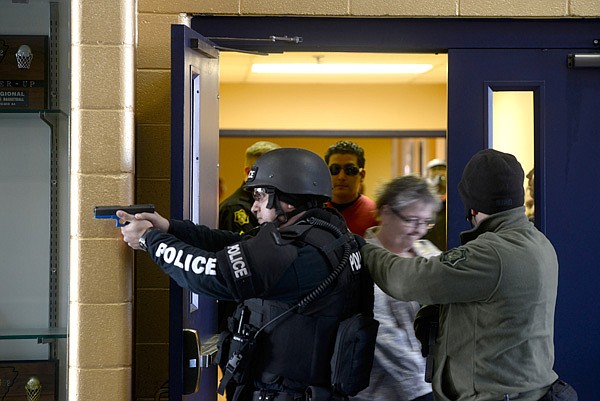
[94,204,155,226]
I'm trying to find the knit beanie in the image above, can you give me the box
[458,149,525,215]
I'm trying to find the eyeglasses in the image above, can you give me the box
[252,187,270,202]
[329,164,362,176]
[391,209,435,230]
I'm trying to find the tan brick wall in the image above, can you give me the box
[70,0,135,400]
[138,0,592,16]
[134,11,189,401]
[459,0,567,16]
[570,0,600,15]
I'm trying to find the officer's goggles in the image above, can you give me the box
[329,164,362,176]
[252,187,270,202]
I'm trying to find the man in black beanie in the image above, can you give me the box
[360,149,577,401]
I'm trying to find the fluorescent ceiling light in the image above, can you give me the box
[251,63,433,74]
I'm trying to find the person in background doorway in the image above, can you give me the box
[219,177,226,201]
[352,175,439,401]
[423,158,447,251]
[219,140,280,234]
[360,149,577,401]
[525,168,535,222]
[324,140,378,236]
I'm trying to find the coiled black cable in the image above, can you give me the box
[253,216,354,338]
[296,217,352,309]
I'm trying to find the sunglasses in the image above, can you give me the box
[329,164,362,176]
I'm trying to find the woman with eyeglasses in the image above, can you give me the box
[353,175,440,401]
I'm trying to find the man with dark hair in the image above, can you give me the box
[324,140,378,236]
[360,149,576,401]
[118,148,376,401]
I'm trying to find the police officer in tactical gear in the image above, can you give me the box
[118,148,376,401]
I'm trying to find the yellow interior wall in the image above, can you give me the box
[219,82,447,202]
[220,83,447,130]
[492,91,534,177]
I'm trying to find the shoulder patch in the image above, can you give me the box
[225,243,251,280]
[233,209,250,226]
[440,248,468,267]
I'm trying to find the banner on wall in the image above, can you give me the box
[0,35,48,110]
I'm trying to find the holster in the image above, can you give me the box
[538,379,578,401]
[305,386,330,401]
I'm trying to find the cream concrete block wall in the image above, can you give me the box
[74,303,132,368]
[73,110,134,173]
[74,0,135,45]
[459,0,567,16]
[138,13,181,70]
[72,240,133,304]
[136,70,171,125]
[136,124,171,178]
[71,0,136,400]
[139,0,590,16]
[350,0,458,16]
[571,0,600,15]
[241,0,349,15]
[138,0,239,14]
[69,368,132,401]
[72,46,134,110]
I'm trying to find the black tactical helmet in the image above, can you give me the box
[243,148,332,201]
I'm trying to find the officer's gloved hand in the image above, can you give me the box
[414,304,440,357]
[353,234,366,248]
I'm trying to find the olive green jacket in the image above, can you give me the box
[361,207,558,401]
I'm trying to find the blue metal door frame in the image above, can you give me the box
[184,16,600,399]
[171,24,220,401]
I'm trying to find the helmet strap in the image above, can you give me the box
[269,192,316,228]
[268,193,287,228]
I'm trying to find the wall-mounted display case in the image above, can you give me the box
[0,2,69,401]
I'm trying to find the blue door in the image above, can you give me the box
[447,48,600,399]
[171,24,220,401]
[178,16,600,399]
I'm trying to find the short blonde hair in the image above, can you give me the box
[244,141,281,168]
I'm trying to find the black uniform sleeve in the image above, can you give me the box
[168,219,241,252]
[144,227,235,300]
[144,222,327,303]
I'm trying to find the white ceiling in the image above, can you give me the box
[219,51,448,85]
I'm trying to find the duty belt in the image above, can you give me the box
[496,385,551,401]
[252,390,305,401]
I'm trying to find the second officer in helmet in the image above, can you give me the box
[118,148,376,401]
